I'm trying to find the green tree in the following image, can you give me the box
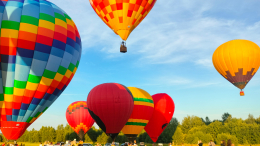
[243,136,248,145]
[207,121,224,141]
[33,132,40,142]
[172,126,184,144]
[97,132,112,144]
[87,127,103,142]
[222,113,230,124]
[115,131,128,143]
[245,114,256,125]
[256,116,260,125]
[181,116,205,134]
[224,117,248,144]
[201,117,212,125]
[85,134,93,143]
[216,133,238,146]
[56,124,65,142]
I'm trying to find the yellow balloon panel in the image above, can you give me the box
[212,40,260,89]
[89,0,157,40]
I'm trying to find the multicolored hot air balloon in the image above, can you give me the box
[121,87,154,142]
[89,0,157,52]
[212,40,260,96]
[87,83,134,140]
[0,0,82,140]
[144,93,175,143]
[66,101,95,141]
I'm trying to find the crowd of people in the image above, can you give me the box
[0,139,237,146]
[0,141,20,146]
[194,139,235,146]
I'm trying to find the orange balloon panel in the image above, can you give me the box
[89,0,157,40]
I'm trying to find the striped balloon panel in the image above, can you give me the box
[89,0,157,41]
[121,87,154,135]
[0,0,82,124]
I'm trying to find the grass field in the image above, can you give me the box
[2,143,260,146]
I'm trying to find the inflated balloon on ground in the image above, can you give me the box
[144,93,175,142]
[212,40,260,96]
[0,0,82,140]
[66,101,94,141]
[122,87,154,142]
[87,83,134,140]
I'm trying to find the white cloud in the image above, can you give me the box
[195,59,213,68]
[49,0,260,66]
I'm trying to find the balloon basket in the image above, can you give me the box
[120,42,127,53]
[240,91,244,96]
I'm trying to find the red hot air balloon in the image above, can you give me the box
[66,101,95,140]
[87,83,134,140]
[144,93,175,142]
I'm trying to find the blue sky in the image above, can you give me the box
[28,0,260,130]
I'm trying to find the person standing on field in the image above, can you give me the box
[227,139,234,146]
[198,140,203,146]
[208,140,215,146]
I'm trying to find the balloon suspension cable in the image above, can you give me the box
[120,40,127,53]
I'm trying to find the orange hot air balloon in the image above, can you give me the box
[89,0,157,53]
[66,101,95,141]
[212,40,260,96]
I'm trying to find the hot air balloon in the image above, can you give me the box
[66,101,95,141]
[89,0,157,53]
[144,93,175,143]
[212,40,260,96]
[121,87,154,142]
[0,0,82,140]
[87,83,134,140]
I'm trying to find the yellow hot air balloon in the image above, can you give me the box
[212,39,260,96]
[89,0,157,53]
[121,87,154,142]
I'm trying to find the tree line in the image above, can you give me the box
[0,113,259,145]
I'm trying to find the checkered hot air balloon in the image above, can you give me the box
[0,0,82,140]
[121,87,154,143]
[66,101,95,141]
[89,0,157,53]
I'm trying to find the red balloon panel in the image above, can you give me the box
[144,93,175,142]
[87,83,134,139]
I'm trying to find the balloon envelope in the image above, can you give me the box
[89,0,157,41]
[87,83,134,140]
[121,87,154,142]
[66,101,94,140]
[212,40,260,91]
[0,0,82,140]
[144,93,175,142]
